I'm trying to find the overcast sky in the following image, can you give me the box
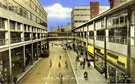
[39,0,110,32]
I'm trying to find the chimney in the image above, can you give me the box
[90,2,99,18]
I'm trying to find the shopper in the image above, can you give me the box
[59,55,61,60]
[59,72,63,84]
[13,76,17,84]
[87,62,91,68]
[65,60,68,68]
[83,58,86,69]
[84,71,88,80]
[50,59,52,67]
[58,61,61,68]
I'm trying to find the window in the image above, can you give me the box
[0,18,5,29]
[0,32,5,46]
[96,30,105,41]
[30,1,36,11]
[31,14,36,22]
[120,16,124,23]
[10,21,15,30]
[10,32,21,43]
[109,27,127,44]
[89,31,94,39]
[17,23,21,31]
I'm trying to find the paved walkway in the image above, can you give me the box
[67,49,108,84]
[19,43,76,84]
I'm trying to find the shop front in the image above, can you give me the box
[11,47,24,79]
[107,51,129,83]
[25,45,33,67]
[95,48,105,74]
[107,63,129,83]
[0,51,9,83]
[33,43,38,61]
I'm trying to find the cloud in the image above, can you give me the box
[44,3,72,19]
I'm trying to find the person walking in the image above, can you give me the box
[87,62,91,68]
[50,59,52,67]
[59,72,63,84]
[13,76,17,84]
[58,61,61,68]
[65,60,68,68]
[83,58,86,69]
[59,55,61,60]
[84,71,88,80]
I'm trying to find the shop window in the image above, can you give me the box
[108,66,116,83]
[11,47,24,76]
[95,56,105,74]
[0,51,9,84]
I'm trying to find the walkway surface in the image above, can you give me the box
[18,41,107,84]
[19,43,76,84]
[67,49,108,84]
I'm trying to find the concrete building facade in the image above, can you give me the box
[0,0,48,83]
[72,0,135,83]
[71,2,109,29]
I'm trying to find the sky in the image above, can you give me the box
[39,0,110,32]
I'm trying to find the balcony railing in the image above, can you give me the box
[0,39,7,46]
[109,36,127,44]
[11,38,22,44]
[96,36,105,41]
[24,37,31,41]
[32,37,37,40]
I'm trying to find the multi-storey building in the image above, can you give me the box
[72,0,135,83]
[0,0,48,83]
[71,2,109,29]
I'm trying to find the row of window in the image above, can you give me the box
[75,27,128,44]
[0,0,47,28]
[74,20,88,23]
[0,18,47,33]
[74,14,90,16]
[0,31,47,46]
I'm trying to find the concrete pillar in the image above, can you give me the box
[23,46,26,71]
[31,44,33,64]
[93,22,96,67]
[21,24,24,42]
[7,19,12,83]
[5,20,8,45]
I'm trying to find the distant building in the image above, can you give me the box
[51,24,72,32]
[71,2,109,29]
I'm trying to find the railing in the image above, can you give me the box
[0,39,7,46]
[32,37,37,40]
[89,36,94,39]
[96,36,105,41]
[24,37,31,41]
[11,38,22,44]
[109,36,127,44]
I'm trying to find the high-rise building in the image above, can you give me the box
[71,2,109,29]
[0,0,48,83]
